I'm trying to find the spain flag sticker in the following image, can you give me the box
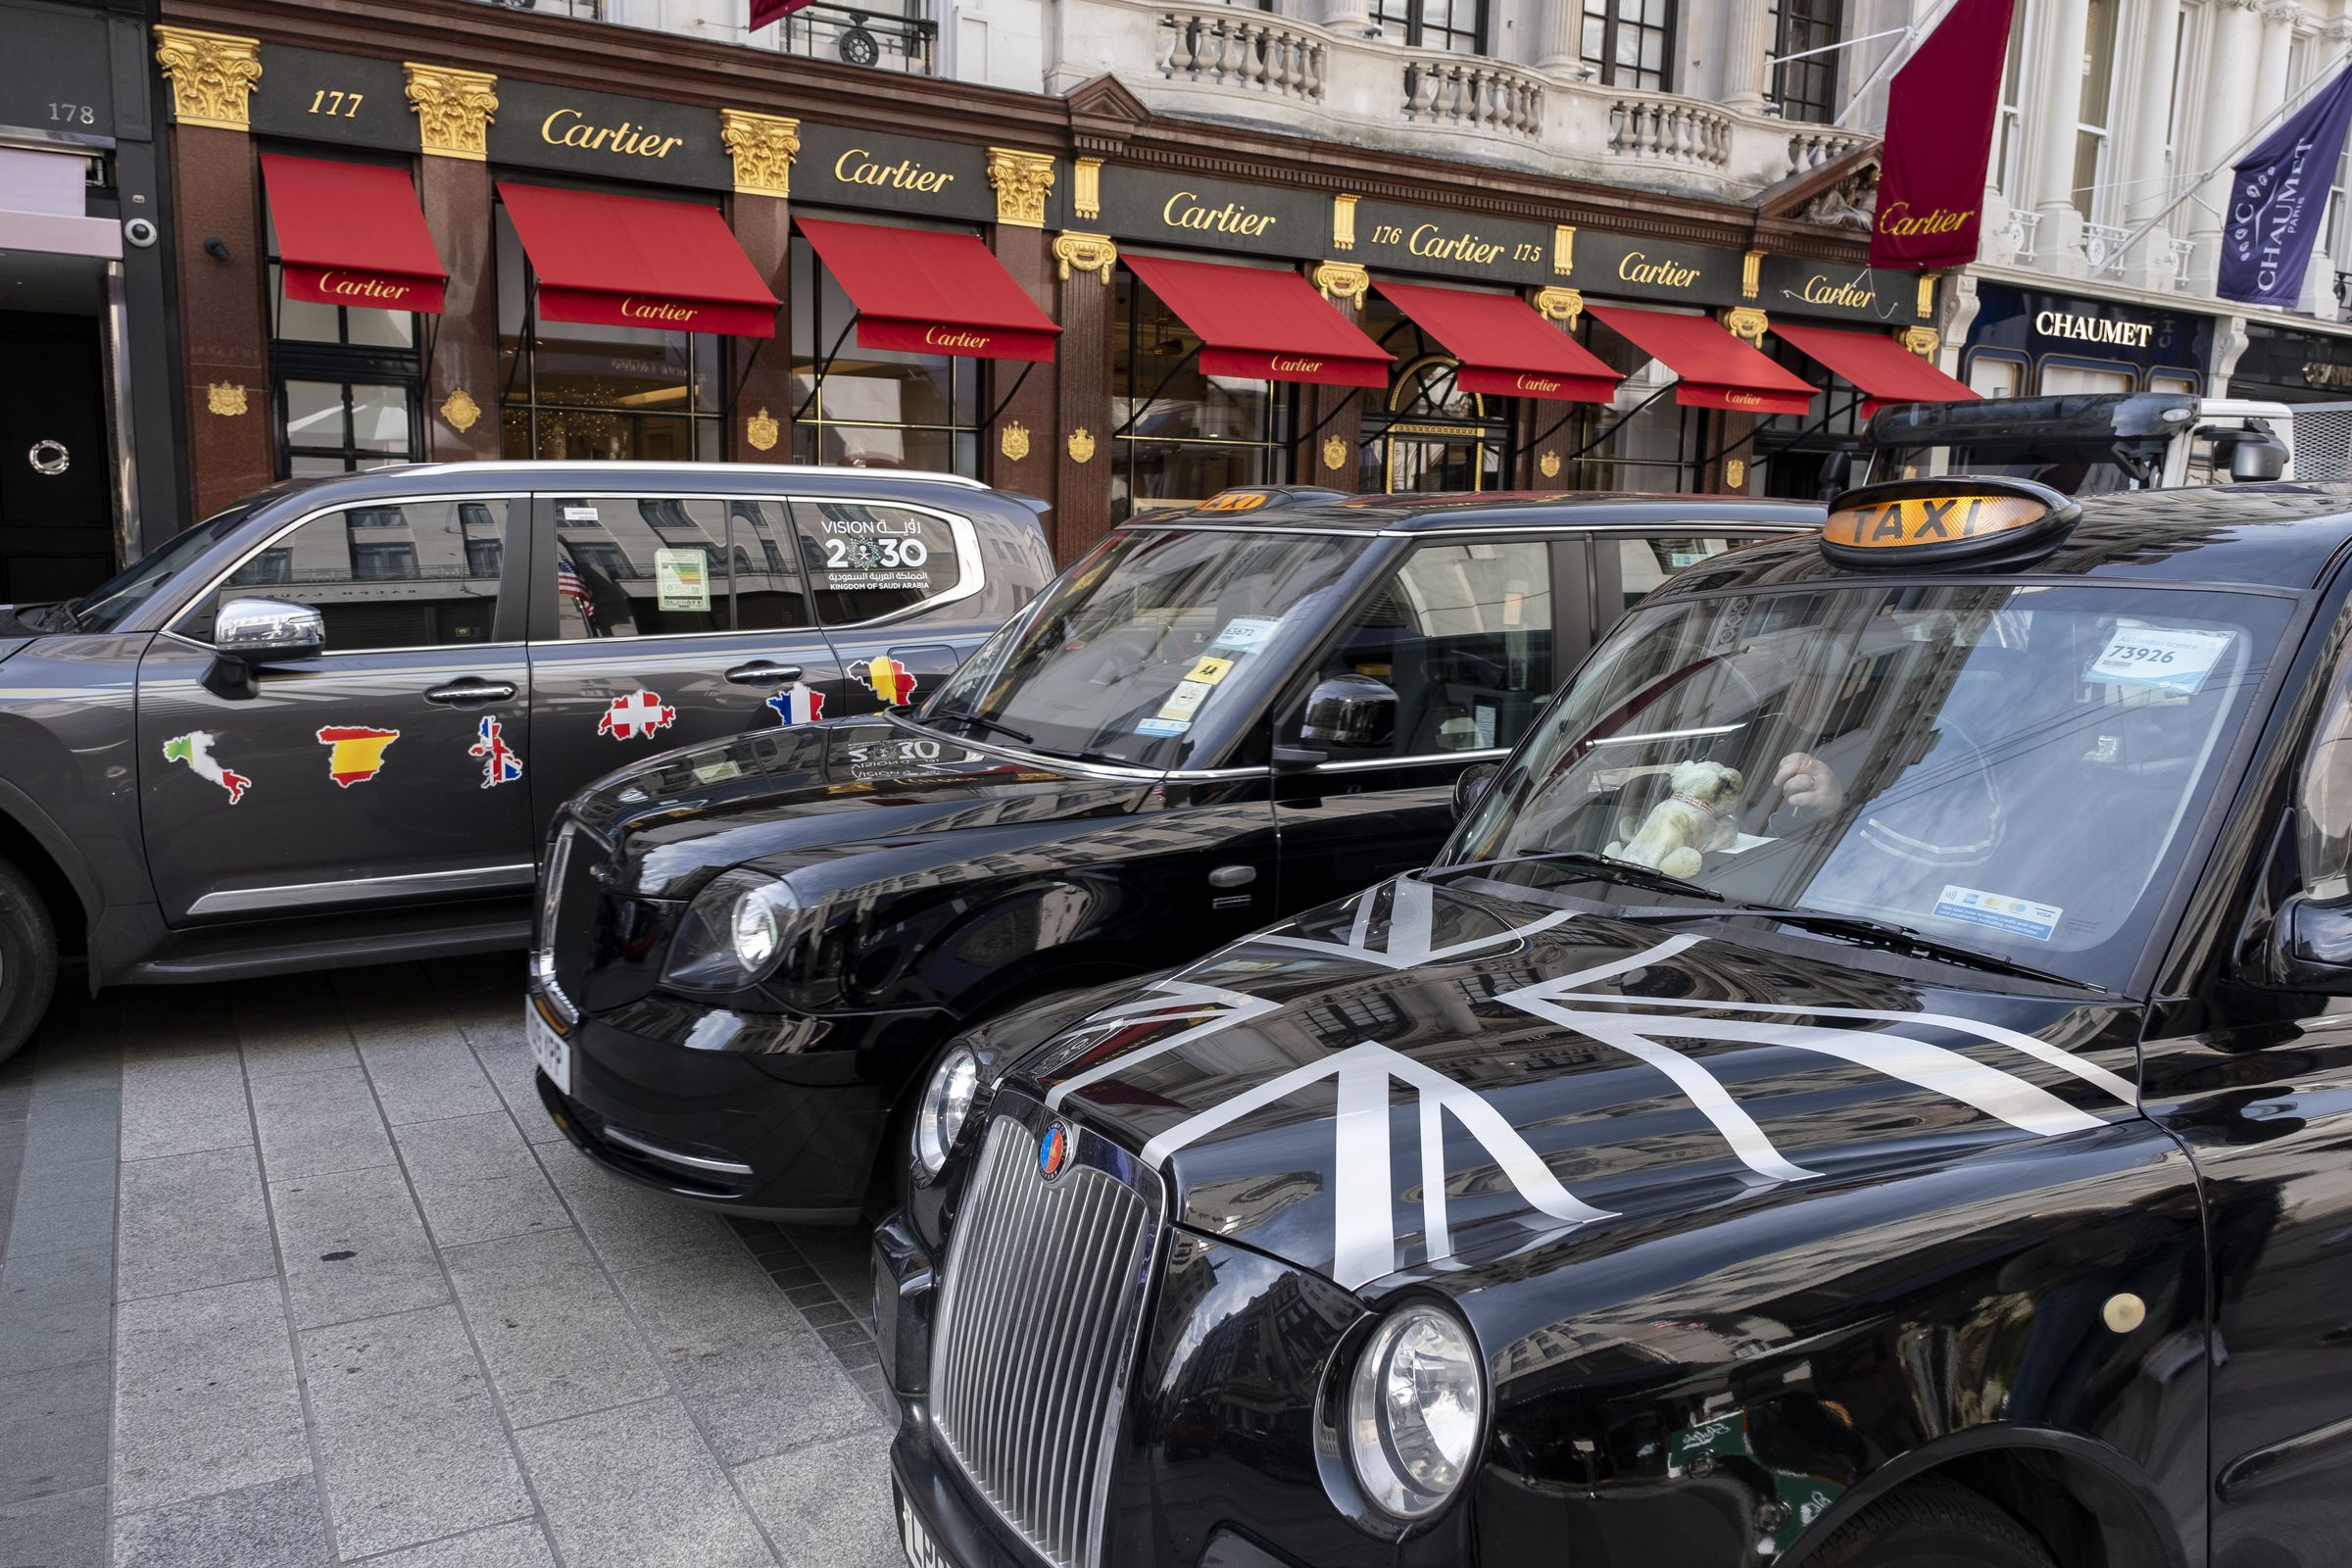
[316,725,400,788]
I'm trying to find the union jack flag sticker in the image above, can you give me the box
[468,716,523,788]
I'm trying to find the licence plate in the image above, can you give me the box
[899,1493,950,1568]
[528,1004,572,1097]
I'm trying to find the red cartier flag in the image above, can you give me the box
[1867,0,2018,271]
[750,0,812,26]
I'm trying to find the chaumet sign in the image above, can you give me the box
[2034,310,2155,348]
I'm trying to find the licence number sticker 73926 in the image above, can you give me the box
[2086,625,2233,695]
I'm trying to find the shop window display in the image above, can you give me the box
[1113,268,1294,518]
[268,212,420,476]
[495,205,724,463]
[789,232,980,476]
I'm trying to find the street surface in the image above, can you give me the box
[0,956,902,1568]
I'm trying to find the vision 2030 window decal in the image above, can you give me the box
[1039,877,2140,1290]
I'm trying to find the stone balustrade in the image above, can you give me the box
[1054,0,1879,201]
[1155,10,1326,101]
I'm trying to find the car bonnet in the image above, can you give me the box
[1015,876,2144,1292]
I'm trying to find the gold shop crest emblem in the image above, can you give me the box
[206,382,247,417]
[1725,458,1747,489]
[1321,434,1347,471]
[1000,421,1031,462]
[1068,427,1096,464]
[441,388,481,433]
[747,408,780,453]
[1538,450,1561,480]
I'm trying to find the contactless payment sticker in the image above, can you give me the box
[2087,625,2233,695]
[1934,884,2063,943]
[1135,716,1190,737]
[654,548,711,612]
[1209,616,1279,653]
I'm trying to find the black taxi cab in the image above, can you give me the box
[876,476,2352,1568]
[528,493,1814,1221]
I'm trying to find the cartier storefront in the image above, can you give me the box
[148,0,1954,562]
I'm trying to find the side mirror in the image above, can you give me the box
[2273,893,2352,992]
[1452,761,1500,821]
[214,598,323,662]
[2230,435,2288,483]
[1298,673,1397,750]
[1816,448,1853,502]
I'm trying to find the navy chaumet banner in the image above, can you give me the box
[2220,63,2352,309]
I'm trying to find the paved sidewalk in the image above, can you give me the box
[0,956,904,1568]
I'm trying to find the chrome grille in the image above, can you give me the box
[929,1115,1153,1568]
[532,824,587,1025]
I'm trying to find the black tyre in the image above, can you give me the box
[1808,1479,2057,1568]
[0,854,58,1068]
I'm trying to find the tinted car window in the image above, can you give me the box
[793,500,965,625]
[179,498,509,650]
[1610,534,1758,611]
[1315,539,1554,757]
[74,496,270,632]
[551,496,817,637]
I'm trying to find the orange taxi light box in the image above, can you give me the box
[1197,491,1271,513]
[1824,493,2048,551]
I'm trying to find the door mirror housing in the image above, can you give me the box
[1816,448,1854,501]
[2230,434,2289,483]
[213,598,324,663]
[1298,673,1397,750]
[2273,892,2352,993]
[1452,761,1500,822]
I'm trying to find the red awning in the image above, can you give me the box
[797,217,1058,364]
[1769,322,1981,416]
[498,181,778,338]
[261,154,447,315]
[1124,255,1390,388]
[1585,304,1817,416]
[1372,278,1620,402]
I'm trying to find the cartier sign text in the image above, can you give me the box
[834,148,956,193]
[541,108,684,159]
[1618,251,1702,288]
[1162,191,1278,236]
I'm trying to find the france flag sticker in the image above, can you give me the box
[766,682,826,726]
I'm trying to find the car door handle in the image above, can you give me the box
[423,680,518,705]
[724,662,804,686]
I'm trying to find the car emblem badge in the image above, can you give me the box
[1038,1121,1072,1181]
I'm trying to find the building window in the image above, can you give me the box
[1112,268,1295,519]
[1371,0,1486,52]
[495,203,723,462]
[2071,0,2121,222]
[268,212,421,477]
[1581,0,1672,91]
[1993,0,2030,204]
[790,231,980,475]
[1768,0,1840,124]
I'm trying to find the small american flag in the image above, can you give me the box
[557,560,593,617]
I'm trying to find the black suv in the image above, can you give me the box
[0,462,1052,1060]
[527,493,1818,1220]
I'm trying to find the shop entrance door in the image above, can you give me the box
[1381,424,1502,492]
[0,310,112,602]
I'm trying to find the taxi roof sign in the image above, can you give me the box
[1821,476,2077,568]
[1197,490,1272,513]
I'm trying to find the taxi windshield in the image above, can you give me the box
[922,526,1366,767]
[71,496,270,632]
[1450,580,2295,989]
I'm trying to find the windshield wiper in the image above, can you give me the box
[927,710,1036,746]
[1718,906,2080,987]
[1422,850,1723,903]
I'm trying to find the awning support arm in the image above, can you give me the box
[1506,381,1671,466]
[724,334,768,416]
[979,360,1038,430]
[792,315,859,423]
[1111,345,1202,439]
[1298,386,1362,449]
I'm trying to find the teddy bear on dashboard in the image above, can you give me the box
[1607,759,1744,879]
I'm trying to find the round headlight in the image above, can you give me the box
[1346,1303,1483,1521]
[730,887,781,971]
[913,1046,980,1177]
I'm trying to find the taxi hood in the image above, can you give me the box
[564,715,1150,900]
[1016,875,2143,1292]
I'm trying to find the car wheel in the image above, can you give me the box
[0,855,58,1067]
[1808,1479,2057,1568]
